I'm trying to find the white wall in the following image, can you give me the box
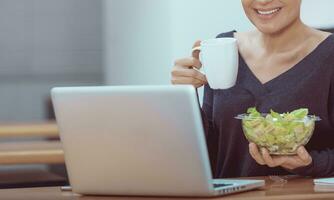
[0,0,103,122]
[104,0,334,86]
[301,0,334,29]
[103,0,173,85]
[169,1,253,60]
[104,0,253,85]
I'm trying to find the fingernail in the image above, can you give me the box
[298,148,308,159]
[249,145,253,153]
[298,147,305,155]
[261,148,266,155]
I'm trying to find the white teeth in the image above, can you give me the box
[257,8,280,15]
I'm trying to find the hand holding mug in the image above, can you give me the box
[172,38,239,89]
[171,41,207,88]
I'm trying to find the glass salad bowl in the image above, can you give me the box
[236,108,321,155]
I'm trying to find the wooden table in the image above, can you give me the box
[0,177,334,200]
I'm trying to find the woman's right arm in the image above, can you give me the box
[170,40,210,135]
[171,41,218,175]
[171,41,214,137]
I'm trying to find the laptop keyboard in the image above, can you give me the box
[213,183,233,188]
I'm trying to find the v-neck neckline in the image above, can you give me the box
[239,33,334,92]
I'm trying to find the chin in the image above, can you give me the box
[254,21,289,35]
[256,25,282,35]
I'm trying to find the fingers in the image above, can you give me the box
[170,40,204,88]
[192,40,201,49]
[171,57,207,88]
[296,146,312,166]
[171,76,205,88]
[249,144,288,168]
[249,143,266,165]
[171,67,206,82]
[192,40,201,59]
[281,147,312,170]
[261,148,285,167]
[249,143,289,168]
[260,148,310,170]
[174,57,202,69]
[261,148,276,167]
[249,144,313,170]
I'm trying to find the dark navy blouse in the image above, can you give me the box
[202,31,334,178]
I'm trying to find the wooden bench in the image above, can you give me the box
[0,141,64,165]
[0,122,67,188]
[0,122,59,138]
[0,122,64,165]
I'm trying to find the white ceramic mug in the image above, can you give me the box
[192,38,239,89]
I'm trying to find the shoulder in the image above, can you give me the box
[321,33,334,76]
[310,29,334,53]
[312,29,332,41]
[325,34,334,56]
[216,31,256,52]
[327,34,334,62]
[300,29,334,82]
[324,34,334,81]
[329,35,334,81]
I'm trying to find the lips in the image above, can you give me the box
[254,7,282,19]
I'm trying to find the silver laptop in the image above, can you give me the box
[51,85,264,197]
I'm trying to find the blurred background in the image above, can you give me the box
[0,0,103,122]
[0,0,333,188]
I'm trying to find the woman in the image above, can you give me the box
[171,0,334,178]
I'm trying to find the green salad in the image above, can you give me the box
[239,107,319,155]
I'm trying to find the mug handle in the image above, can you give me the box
[191,46,205,75]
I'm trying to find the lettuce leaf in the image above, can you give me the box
[242,107,315,154]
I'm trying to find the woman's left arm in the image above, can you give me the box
[249,143,334,177]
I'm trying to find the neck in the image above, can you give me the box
[258,18,311,53]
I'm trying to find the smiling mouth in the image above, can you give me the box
[255,8,282,17]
